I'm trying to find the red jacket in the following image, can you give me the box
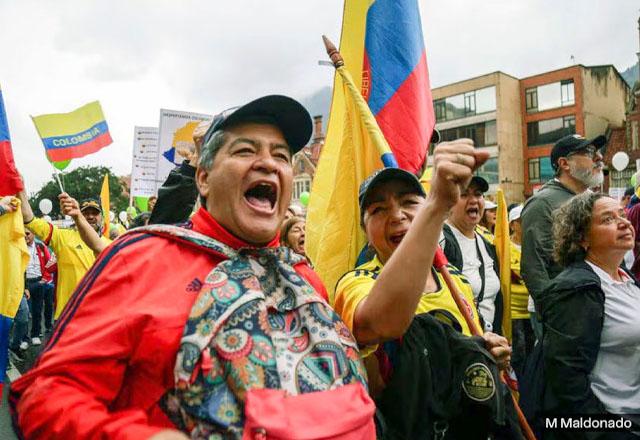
[34,241,56,283]
[10,208,328,439]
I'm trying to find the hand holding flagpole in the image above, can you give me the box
[322,35,398,169]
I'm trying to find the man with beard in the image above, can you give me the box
[17,190,110,320]
[520,133,605,335]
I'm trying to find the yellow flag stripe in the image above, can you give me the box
[494,189,512,342]
[100,173,110,239]
[32,101,107,139]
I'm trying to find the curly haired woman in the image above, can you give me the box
[540,192,640,438]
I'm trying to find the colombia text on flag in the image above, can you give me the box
[306,0,434,299]
[32,101,113,162]
[0,87,24,195]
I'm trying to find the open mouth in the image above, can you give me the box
[466,207,480,218]
[389,232,406,245]
[244,181,277,212]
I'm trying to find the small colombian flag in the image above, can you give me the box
[31,101,112,163]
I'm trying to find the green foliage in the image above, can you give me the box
[28,166,128,219]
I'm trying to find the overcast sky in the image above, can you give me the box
[1,0,639,194]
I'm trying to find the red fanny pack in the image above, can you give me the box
[242,383,376,440]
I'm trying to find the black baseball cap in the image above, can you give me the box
[467,175,489,193]
[550,134,606,170]
[359,168,426,214]
[80,198,101,213]
[202,95,312,154]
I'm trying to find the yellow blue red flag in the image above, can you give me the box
[100,173,110,239]
[494,189,512,342]
[307,0,434,300]
[32,101,112,162]
[0,87,24,196]
[0,200,30,393]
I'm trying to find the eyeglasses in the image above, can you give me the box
[567,146,598,161]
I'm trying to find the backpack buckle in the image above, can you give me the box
[433,421,448,440]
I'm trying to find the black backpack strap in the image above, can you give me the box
[442,224,464,271]
[473,235,486,305]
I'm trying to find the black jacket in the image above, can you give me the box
[441,223,503,334]
[538,261,640,439]
[149,161,198,225]
[520,179,575,305]
[375,313,523,440]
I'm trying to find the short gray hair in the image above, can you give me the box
[198,130,227,170]
[552,191,605,266]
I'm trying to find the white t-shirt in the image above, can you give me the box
[586,261,640,413]
[444,224,501,331]
[25,242,42,279]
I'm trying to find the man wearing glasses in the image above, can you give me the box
[520,133,606,338]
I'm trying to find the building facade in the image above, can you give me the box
[602,78,640,194]
[292,115,324,202]
[521,65,629,196]
[294,66,629,205]
[432,72,524,202]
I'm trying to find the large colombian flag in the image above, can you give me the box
[32,101,112,162]
[306,0,435,299]
[0,87,24,196]
[0,201,29,395]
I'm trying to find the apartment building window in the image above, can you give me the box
[464,92,476,115]
[528,157,554,184]
[525,79,575,113]
[525,88,538,112]
[435,99,446,122]
[527,115,576,146]
[446,94,465,120]
[475,157,499,184]
[439,120,497,147]
[560,80,575,106]
[610,167,636,189]
[475,86,496,114]
[293,175,312,200]
[434,86,496,122]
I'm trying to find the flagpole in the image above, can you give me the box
[322,36,398,169]
[322,35,536,440]
[30,115,65,193]
[53,170,65,193]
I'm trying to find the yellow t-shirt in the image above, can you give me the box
[476,225,495,244]
[26,217,110,318]
[333,255,482,342]
[509,242,530,319]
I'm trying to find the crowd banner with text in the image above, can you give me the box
[0,86,24,196]
[130,126,159,200]
[155,109,210,192]
[31,101,113,163]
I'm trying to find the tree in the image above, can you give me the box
[28,166,129,219]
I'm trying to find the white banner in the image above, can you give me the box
[130,126,159,198]
[608,187,626,201]
[155,109,211,191]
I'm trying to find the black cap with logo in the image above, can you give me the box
[550,134,606,171]
[202,95,313,155]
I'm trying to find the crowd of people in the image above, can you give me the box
[2,94,639,439]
